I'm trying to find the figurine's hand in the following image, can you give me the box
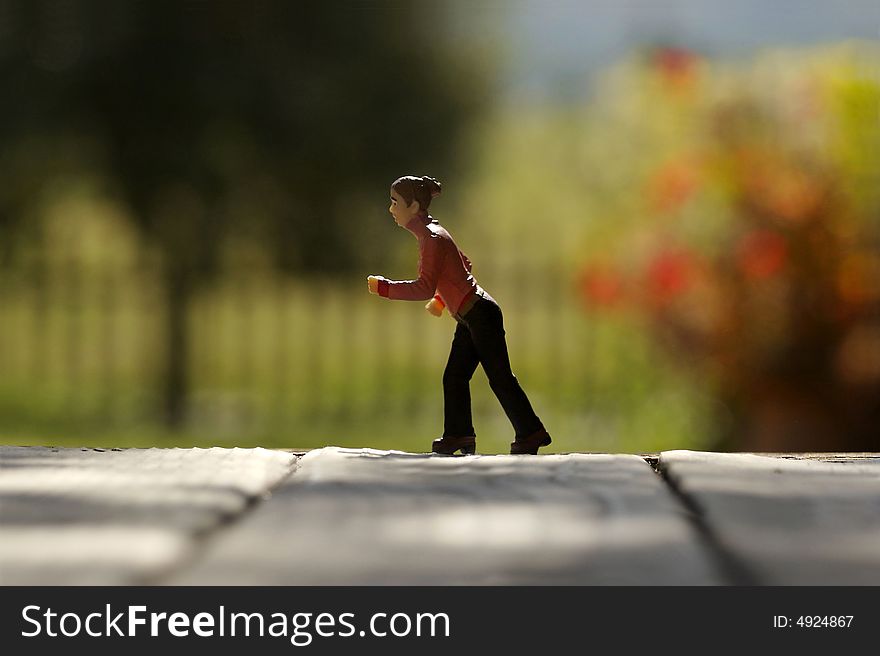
[425,297,444,317]
[367,275,382,295]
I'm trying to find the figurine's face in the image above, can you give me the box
[389,188,420,226]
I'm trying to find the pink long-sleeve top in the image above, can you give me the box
[376,213,481,317]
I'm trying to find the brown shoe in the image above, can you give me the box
[510,429,551,455]
[432,436,476,455]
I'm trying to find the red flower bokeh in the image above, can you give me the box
[736,230,788,280]
[647,157,700,214]
[652,46,699,92]
[578,264,625,308]
[644,248,700,305]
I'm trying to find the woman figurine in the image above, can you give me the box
[367,175,551,455]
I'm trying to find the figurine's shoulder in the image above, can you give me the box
[425,219,453,242]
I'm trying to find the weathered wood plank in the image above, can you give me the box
[658,450,880,585]
[0,446,296,584]
[171,447,727,585]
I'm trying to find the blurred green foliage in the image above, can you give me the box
[2,20,876,454]
[459,41,879,451]
[0,0,493,430]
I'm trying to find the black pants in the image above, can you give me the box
[442,295,544,440]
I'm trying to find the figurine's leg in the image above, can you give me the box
[464,300,544,439]
[442,320,480,438]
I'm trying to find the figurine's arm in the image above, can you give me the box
[367,275,383,294]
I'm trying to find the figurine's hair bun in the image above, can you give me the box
[422,176,442,198]
[392,175,443,211]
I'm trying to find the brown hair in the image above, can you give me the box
[391,175,442,212]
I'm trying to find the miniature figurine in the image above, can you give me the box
[367,175,551,455]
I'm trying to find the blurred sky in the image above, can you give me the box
[450,0,880,101]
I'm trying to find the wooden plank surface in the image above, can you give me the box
[658,450,880,585]
[8,445,876,586]
[170,447,727,585]
[0,446,296,584]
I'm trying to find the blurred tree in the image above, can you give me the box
[574,44,880,452]
[2,0,490,426]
